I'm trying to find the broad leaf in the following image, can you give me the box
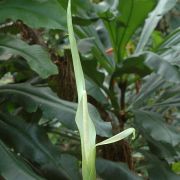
[134,110,180,146]
[145,52,180,84]
[0,0,66,30]
[60,154,82,180]
[143,152,180,180]
[0,113,70,180]
[0,83,112,137]
[0,34,58,78]
[135,0,177,54]
[86,77,107,105]
[0,140,44,180]
[96,158,142,180]
[99,0,156,60]
[113,54,152,78]
[132,74,164,108]
[116,0,156,58]
[122,52,180,85]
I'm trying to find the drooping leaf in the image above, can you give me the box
[96,128,135,146]
[0,140,44,180]
[135,0,177,54]
[0,112,70,180]
[0,83,112,137]
[0,0,66,30]
[0,34,58,78]
[96,158,142,180]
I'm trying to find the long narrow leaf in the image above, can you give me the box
[67,0,85,100]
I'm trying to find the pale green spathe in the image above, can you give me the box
[67,1,135,179]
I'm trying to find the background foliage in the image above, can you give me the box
[0,0,180,179]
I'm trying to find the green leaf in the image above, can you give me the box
[113,54,152,78]
[75,24,115,73]
[157,28,180,66]
[86,77,108,105]
[0,0,66,30]
[72,16,99,26]
[0,83,112,137]
[96,128,135,146]
[58,0,92,14]
[135,0,177,54]
[0,83,76,129]
[143,152,180,180]
[99,0,156,60]
[134,110,180,146]
[60,154,82,180]
[172,162,180,174]
[117,0,156,58]
[96,158,142,180]
[132,74,164,108]
[0,112,70,180]
[158,28,180,49]
[145,52,180,84]
[151,31,164,50]
[133,110,179,159]
[0,140,44,180]
[121,52,180,85]
[148,86,180,108]
[0,34,58,78]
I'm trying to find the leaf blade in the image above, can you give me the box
[135,0,177,54]
[96,128,135,146]
[0,34,58,78]
[0,0,66,30]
